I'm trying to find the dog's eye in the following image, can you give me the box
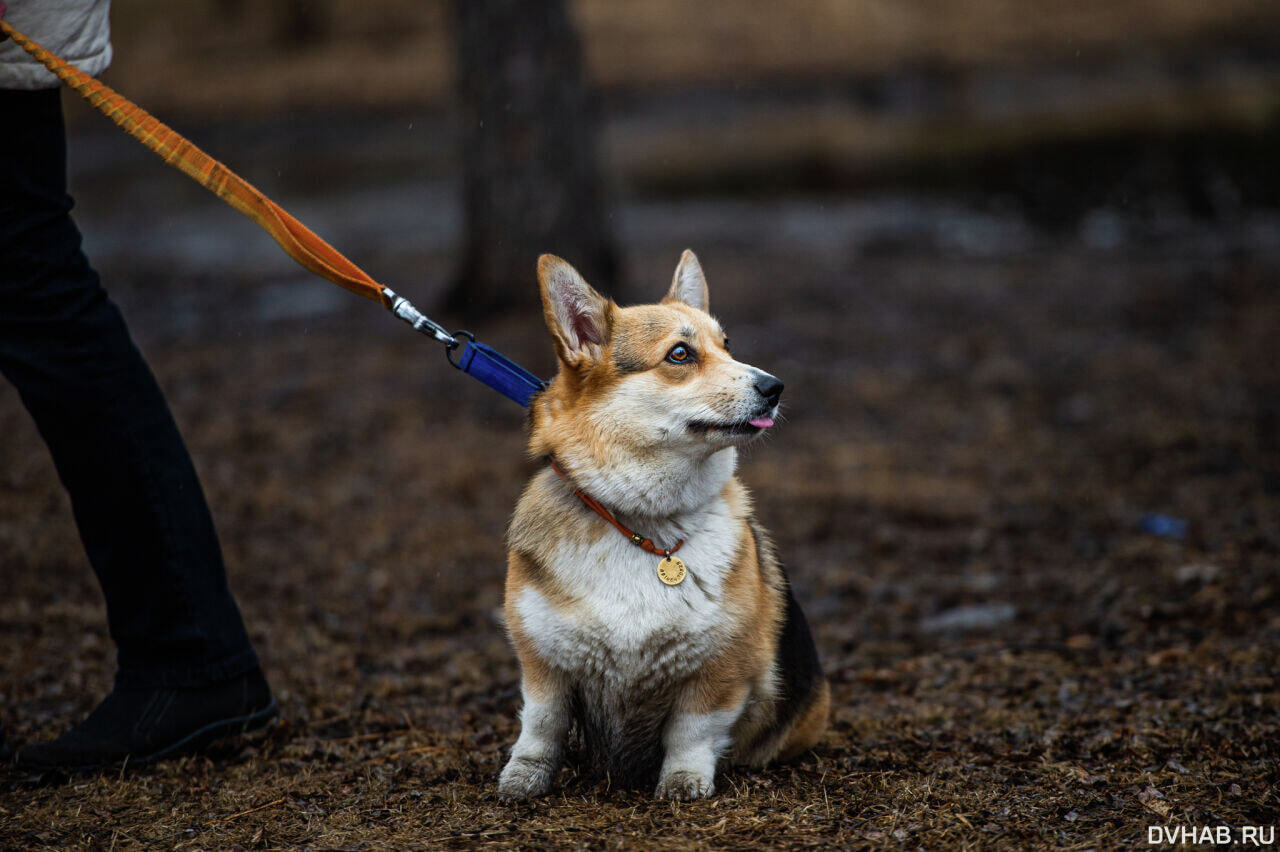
[666,344,693,364]
[723,337,731,353]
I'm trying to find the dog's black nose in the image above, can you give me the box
[754,373,784,407]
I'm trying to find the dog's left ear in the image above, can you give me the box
[664,249,709,312]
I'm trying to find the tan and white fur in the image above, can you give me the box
[499,250,828,800]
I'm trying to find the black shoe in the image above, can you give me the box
[14,668,277,771]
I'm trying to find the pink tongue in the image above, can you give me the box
[749,416,774,428]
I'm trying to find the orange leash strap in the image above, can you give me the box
[0,16,389,307]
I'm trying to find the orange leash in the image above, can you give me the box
[0,16,389,307]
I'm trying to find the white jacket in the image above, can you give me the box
[0,0,112,89]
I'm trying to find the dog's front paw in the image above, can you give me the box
[655,768,715,801]
[498,755,557,799]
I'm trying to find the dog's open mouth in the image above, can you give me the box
[688,415,774,435]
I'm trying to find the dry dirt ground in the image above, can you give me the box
[2,151,1278,848]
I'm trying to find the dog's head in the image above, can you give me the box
[530,250,783,472]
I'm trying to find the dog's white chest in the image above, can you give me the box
[517,507,740,686]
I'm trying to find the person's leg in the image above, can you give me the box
[0,88,275,767]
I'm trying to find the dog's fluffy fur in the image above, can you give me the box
[499,251,828,800]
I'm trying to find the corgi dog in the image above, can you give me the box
[498,250,828,800]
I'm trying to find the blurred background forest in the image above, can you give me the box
[4,1,1279,847]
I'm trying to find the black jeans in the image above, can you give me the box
[0,88,259,689]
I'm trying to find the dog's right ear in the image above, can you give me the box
[538,254,611,367]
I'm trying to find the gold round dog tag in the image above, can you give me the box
[657,556,686,585]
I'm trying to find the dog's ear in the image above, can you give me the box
[664,249,709,312]
[538,254,611,365]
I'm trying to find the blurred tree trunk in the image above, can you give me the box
[216,0,332,48]
[275,0,331,48]
[448,0,617,316]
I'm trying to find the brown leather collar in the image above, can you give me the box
[549,460,685,557]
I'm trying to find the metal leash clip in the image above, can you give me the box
[382,288,547,408]
[382,287,456,347]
